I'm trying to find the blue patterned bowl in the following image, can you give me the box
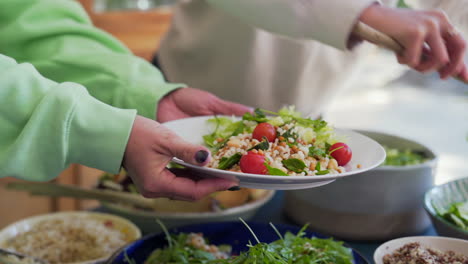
[106,222,369,264]
[424,176,468,240]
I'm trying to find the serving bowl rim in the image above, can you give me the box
[352,129,438,170]
[101,190,276,218]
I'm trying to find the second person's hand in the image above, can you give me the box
[358,4,468,82]
[156,87,253,123]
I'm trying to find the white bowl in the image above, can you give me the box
[284,130,437,240]
[99,190,275,234]
[0,211,141,264]
[373,236,468,264]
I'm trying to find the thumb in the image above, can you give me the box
[211,98,254,117]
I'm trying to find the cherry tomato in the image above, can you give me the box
[240,152,267,174]
[252,123,276,142]
[329,142,352,166]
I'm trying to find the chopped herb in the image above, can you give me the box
[242,108,268,123]
[328,145,344,155]
[315,162,329,175]
[218,153,242,170]
[144,219,354,264]
[308,145,327,158]
[248,137,270,151]
[397,0,410,8]
[316,170,330,175]
[264,162,288,176]
[282,158,306,173]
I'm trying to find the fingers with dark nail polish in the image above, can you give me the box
[228,186,241,191]
[195,150,209,163]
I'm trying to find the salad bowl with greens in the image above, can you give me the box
[107,221,369,264]
[424,176,468,240]
[163,107,385,190]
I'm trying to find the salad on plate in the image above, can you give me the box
[203,107,352,176]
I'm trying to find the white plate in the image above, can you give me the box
[164,116,386,190]
[374,236,468,264]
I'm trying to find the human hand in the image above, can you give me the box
[156,87,253,123]
[122,116,239,200]
[358,4,468,82]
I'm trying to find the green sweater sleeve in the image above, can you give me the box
[0,0,183,120]
[0,55,136,181]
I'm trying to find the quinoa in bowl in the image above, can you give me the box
[383,242,468,264]
[0,212,141,264]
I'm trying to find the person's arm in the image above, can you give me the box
[0,0,181,120]
[205,0,376,50]
[205,0,467,80]
[0,54,136,181]
[0,54,239,199]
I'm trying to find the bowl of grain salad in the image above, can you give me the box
[0,212,141,264]
[373,236,468,264]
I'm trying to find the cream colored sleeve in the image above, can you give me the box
[205,0,377,50]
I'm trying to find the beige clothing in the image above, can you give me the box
[158,0,379,117]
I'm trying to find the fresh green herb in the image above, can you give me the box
[144,219,354,264]
[437,200,468,231]
[282,158,306,173]
[264,162,288,176]
[308,145,327,158]
[281,128,298,140]
[280,127,299,148]
[397,0,410,8]
[248,137,270,151]
[328,146,343,155]
[325,142,331,152]
[314,162,329,175]
[218,153,242,170]
[144,220,231,264]
[382,145,428,166]
[315,162,321,171]
[242,109,268,123]
[316,170,330,175]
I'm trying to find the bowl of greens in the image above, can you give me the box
[285,130,437,240]
[424,176,468,240]
[106,221,369,264]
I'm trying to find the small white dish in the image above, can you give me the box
[374,236,468,264]
[163,116,386,190]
